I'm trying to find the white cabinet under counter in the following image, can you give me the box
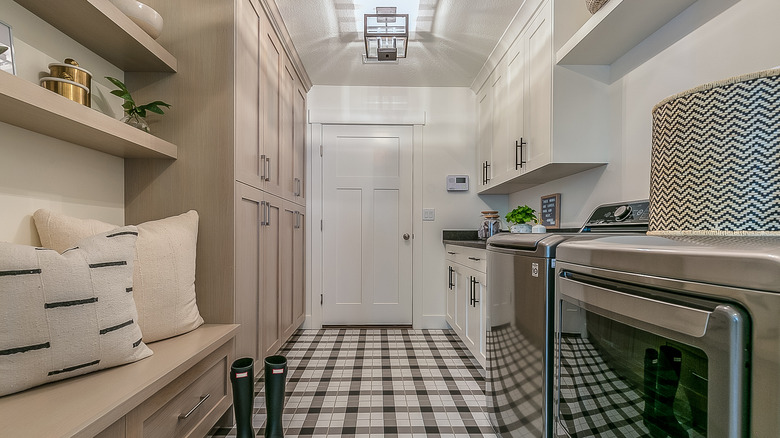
[445,244,488,368]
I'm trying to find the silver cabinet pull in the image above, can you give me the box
[260,154,267,180]
[265,157,271,182]
[260,201,267,226]
[447,251,456,255]
[403,233,410,240]
[294,177,301,196]
[468,257,481,261]
[179,394,210,420]
[266,201,271,226]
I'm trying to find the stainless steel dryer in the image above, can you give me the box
[486,200,650,437]
[554,235,780,437]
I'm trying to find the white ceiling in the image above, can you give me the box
[273,0,526,87]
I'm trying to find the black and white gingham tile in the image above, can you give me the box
[209,329,497,437]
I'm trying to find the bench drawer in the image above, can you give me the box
[127,341,232,438]
[143,357,227,438]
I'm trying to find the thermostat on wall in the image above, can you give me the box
[447,175,469,191]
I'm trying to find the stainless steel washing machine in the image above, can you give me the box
[486,200,650,437]
[554,235,780,437]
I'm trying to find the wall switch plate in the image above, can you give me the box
[423,208,435,221]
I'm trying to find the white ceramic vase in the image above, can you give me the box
[510,223,532,234]
[109,0,164,39]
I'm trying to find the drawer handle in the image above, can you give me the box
[447,251,456,255]
[179,394,211,420]
[468,257,481,261]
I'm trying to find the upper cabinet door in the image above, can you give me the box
[261,12,284,197]
[505,36,526,178]
[477,89,492,189]
[524,2,552,172]
[293,80,307,205]
[235,0,263,188]
[280,59,296,201]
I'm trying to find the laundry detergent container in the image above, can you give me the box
[649,68,780,235]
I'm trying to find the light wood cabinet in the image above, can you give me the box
[445,245,488,368]
[235,185,305,365]
[124,0,310,376]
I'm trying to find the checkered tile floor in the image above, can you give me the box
[209,329,497,437]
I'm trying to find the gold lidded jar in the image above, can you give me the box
[41,58,92,106]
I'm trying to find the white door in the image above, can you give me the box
[322,124,413,325]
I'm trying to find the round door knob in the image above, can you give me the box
[403,233,410,240]
[614,205,632,221]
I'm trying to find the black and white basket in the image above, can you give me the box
[649,69,780,236]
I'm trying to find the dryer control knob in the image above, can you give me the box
[614,205,632,221]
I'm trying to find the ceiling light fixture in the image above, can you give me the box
[364,7,409,61]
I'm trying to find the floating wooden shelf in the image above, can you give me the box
[556,0,696,65]
[0,72,177,159]
[13,0,177,72]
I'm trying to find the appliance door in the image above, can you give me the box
[487,248,553,437]
[555,268,749,438]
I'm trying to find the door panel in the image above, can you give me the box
[322,125,413,325]
[293,208,305,327]
[261,195,282,357]
[280,61,295,200]
[261,13,283,196]
[280,201,296,341]
[234,0,262,188]
[525,5,552,171]
[234,183,262,365]
[293,85,306,204]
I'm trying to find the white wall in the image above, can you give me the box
[0,0,126,245]
[307,86,507,328]
[509,0,780,227]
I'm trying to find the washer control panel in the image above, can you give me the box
[581,200,650,229]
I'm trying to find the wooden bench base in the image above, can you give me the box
[0,324,238,437]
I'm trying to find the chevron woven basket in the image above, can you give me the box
[649,68,780,236]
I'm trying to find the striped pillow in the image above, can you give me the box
[0,226,152,396]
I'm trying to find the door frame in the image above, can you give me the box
[306,109,426,329]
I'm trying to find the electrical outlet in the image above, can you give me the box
[423,208,435,221]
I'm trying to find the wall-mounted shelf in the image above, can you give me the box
[13,0,177,72]
[556,0,696,65]
[0,72,177,159]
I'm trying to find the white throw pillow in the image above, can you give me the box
[33,210,204,343]
[0,226,153,396]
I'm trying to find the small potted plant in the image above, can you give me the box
[106,76,170,133]
[506,205,538,233]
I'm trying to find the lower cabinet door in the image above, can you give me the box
[464,269,487,367]
[445,264,457,330]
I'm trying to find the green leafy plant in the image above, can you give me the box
[505,205,538,225]
[106,76,170,118]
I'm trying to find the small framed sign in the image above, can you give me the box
[540,193,561,229]
[0,20,15,75]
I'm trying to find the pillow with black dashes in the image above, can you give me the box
[0,226,152,396]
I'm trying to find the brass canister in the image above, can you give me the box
[40,77,91,106]
[48,59,92,89]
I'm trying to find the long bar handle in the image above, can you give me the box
[179,394,210,420]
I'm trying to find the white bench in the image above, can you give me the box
[0,324,238,437]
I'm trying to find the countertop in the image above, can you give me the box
[442,229,488,249]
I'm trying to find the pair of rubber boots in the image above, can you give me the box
[642,346,689,438]
[230,355,288,438]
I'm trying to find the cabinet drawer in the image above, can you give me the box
[445,245,487,273]
[143,356,227,438]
